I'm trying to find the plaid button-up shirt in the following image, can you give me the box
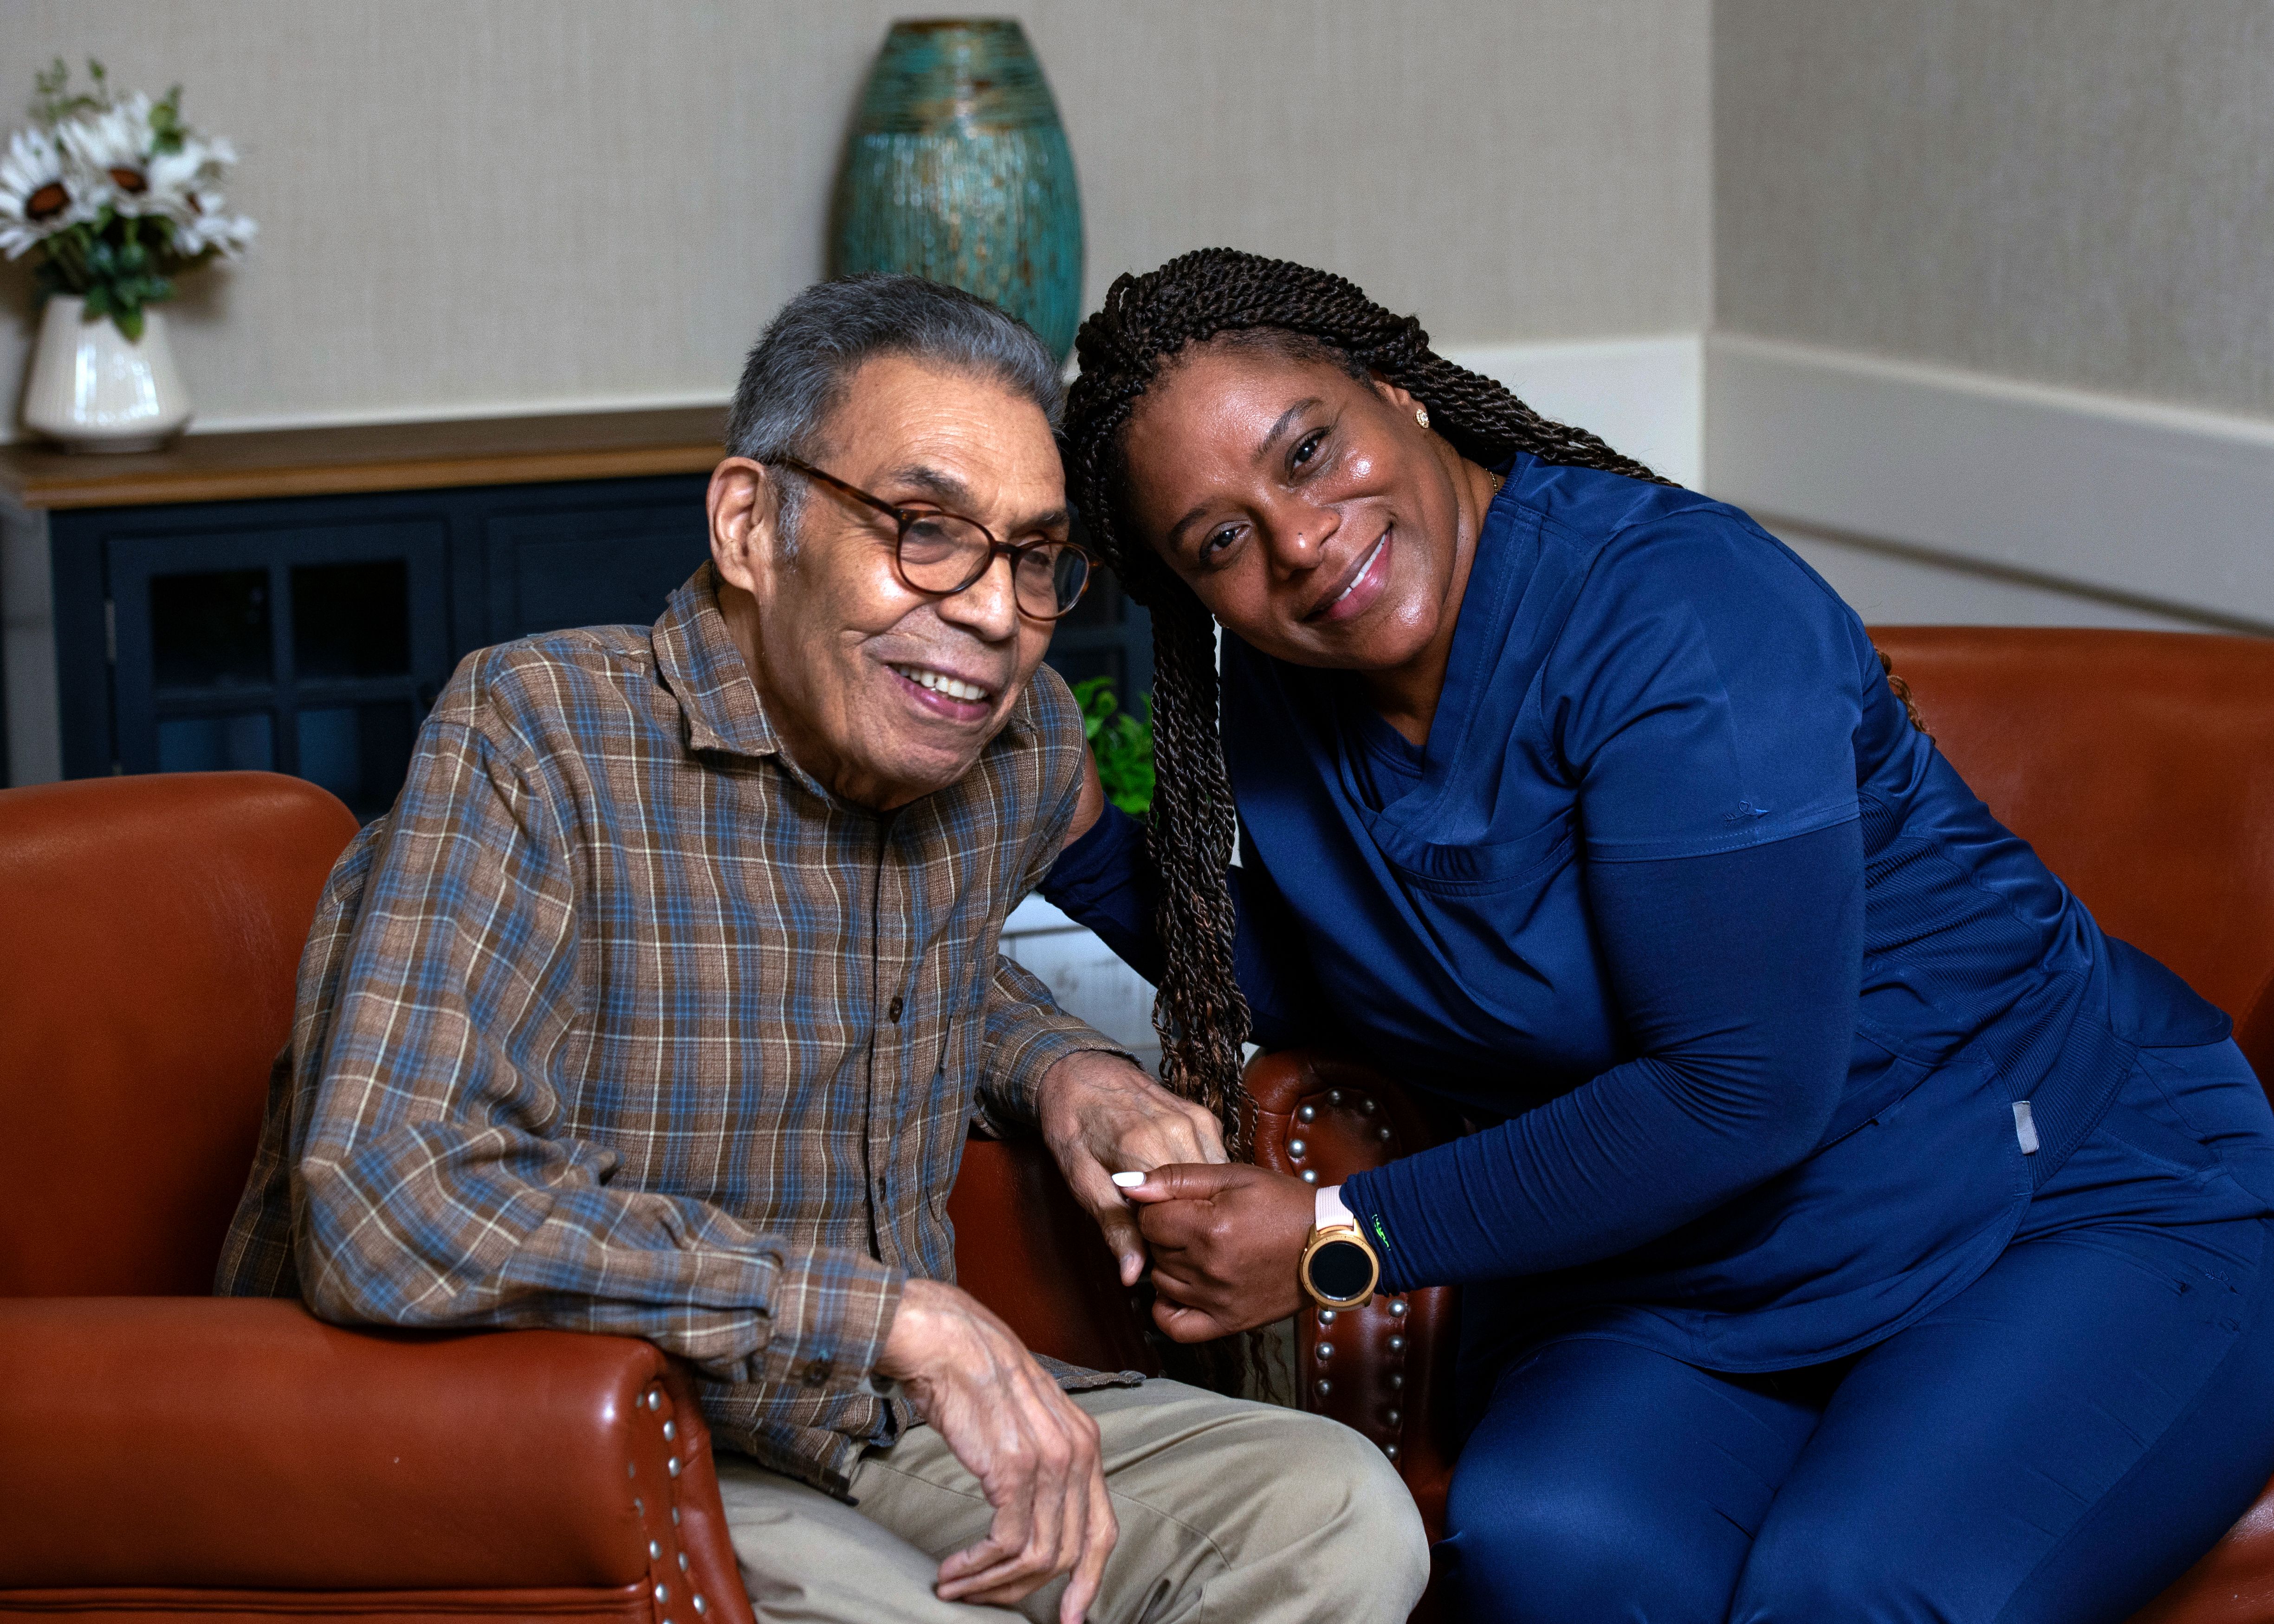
[217,565,1132,1496]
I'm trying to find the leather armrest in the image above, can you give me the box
[2126,1484,2274,1623]
[0,1297,754,1624]
[2236,966,2274,1098]
[1244,1050,1463,1541]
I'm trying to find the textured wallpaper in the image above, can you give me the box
[1716,0,2274,418]
[0,0,1709,434]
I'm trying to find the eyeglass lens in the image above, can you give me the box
[900,515,1090,617]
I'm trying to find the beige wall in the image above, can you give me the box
[0,0,1710,436]
[1714,0,2274,419]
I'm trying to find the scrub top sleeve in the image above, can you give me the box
[1039,803,1327,1048]
[1041,802,1165,984]
[1341,818,1864,1289]
[1546,509,1867,862]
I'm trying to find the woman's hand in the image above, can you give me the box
[1119,1164,1315,1340]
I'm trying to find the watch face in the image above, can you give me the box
[1309,1237,1376,1303]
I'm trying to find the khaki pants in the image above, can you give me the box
[713,1379,1429,1623]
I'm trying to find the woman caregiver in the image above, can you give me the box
[1041,249,2274,1624]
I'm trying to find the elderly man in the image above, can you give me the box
[216,276,1425,1624]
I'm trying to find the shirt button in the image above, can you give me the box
[887,996,904,1022]
[801,1358,834,1387]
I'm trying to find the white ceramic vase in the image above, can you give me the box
[22,294,194,453]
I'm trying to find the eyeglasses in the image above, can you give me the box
[774,457,1095,621]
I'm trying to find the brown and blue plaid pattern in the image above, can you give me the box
[217,564,1130,1496]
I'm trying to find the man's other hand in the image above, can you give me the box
[1039,1050,1226,1287]
[1119,1163,1313,1341]
[878,1279,1114,1623]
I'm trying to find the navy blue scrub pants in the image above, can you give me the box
[1442,1044,2274,1624]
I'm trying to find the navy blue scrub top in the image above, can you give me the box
[1045,455,2255,1372]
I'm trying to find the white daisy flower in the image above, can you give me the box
[0,125,88,258]
[145,134,236,232]
[172,189,258,259]
[60,94,164,215]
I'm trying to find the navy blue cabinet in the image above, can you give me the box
[51,471,1150,819]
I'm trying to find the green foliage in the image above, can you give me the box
[38,218,175,339]
[1073,675,1155,818]
[32,57,108,125]
[146,83,188,155]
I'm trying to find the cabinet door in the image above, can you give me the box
[478,477,713,643]
[108,518,450,820]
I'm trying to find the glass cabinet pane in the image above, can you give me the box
[150,569,272,691]
[292,559,412,680]
[297,702,417,820]
[156,712,275,773]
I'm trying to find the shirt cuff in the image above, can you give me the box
[1335,1169,1409,1294]
[754,1247,907,1400]
[983,1012,1136,1126]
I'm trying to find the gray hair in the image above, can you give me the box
[727,275,1063,550]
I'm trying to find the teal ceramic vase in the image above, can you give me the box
[832,19,1083,362]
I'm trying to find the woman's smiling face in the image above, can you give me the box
[1120,338,1476,674]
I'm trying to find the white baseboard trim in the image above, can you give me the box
[1704,333,2274,634]
[1446,335,1704,492]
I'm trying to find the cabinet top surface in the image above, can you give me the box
[0,405,728,510]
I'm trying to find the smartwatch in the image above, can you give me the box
[1299,1184,1380,1309]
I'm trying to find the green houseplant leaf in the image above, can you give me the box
[1071,675,1155,818]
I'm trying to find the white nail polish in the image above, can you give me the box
[1111,1171,1146,1188]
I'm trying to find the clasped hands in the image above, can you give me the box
[874,1048,1311,1621]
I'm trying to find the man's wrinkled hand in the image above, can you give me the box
[1120,1162,1313,1341]
[1039,1050,1227,1287]
[877,1279,1115,1623]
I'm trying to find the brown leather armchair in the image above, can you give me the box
[1244,627,2274,1623]
[13,622,2270,1619]
[0,771,1153,1621]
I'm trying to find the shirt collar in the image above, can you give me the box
[653,563,782,760]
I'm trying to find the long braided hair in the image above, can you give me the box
[1064,248,1920,1141]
